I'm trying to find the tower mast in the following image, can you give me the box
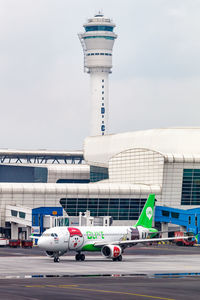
[79,13,117,136]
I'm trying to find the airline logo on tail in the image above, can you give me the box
[146,207,153,220]
[134,194,155,228]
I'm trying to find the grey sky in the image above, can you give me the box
[0,0,200,150]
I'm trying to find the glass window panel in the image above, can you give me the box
[98,211,108,216]
[119,215,129,220]
[162,210,170,217]
[184,169,193,173]
[11,210,18,217]
[171,212,179,219]
[88,199,98,216]
[182,169,200,205]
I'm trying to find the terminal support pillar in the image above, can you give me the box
[11,222,18,239]
[161,222,168,238]
[26,227,31,240]
[180,225,186,232]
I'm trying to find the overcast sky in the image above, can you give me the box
[1,0,200,150]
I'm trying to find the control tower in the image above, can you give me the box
[79,13,117,136]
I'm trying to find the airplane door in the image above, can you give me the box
[129,228,139,240]
[63,232,69,248]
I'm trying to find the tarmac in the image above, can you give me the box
[1,253,200,277]
[1,245,200,299]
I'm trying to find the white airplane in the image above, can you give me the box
[36,194,191,262]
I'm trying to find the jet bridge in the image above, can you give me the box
[155,206,200,243]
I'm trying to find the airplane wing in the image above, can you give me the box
[93,236,193,248]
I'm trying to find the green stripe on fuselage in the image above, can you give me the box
[148,228,158,238]
[81,244,101,252]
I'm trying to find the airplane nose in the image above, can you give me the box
[38,237,45,249]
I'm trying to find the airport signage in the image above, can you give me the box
[31,226,40,234]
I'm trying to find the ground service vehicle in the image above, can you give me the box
[174,231,196,246]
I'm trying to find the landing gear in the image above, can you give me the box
[75,253,85,261]
[54,256,60,263]
[53,254,60,263]
[112,255,122,262]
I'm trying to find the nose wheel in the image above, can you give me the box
[75,253,85,261]
[54,256,60,263]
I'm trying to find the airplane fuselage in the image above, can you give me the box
[36,194,159,262]
[38,225,156,253]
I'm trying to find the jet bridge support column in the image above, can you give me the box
[11,223,19,239]
[161,222,168,238]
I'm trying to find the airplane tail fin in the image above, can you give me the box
[135,194,155,228]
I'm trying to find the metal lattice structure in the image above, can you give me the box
[0,150,84,164]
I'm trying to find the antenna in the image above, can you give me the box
[94,9,104,17]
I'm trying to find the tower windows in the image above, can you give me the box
[102,79,104,82]
[83,36,115,40]
[102,91,104,94]
[85,26,113,32]
[102,103,104,106]
[102,85,104,88]
[101,107,105,114]
[102,97,104,100]
[86,53,111,56]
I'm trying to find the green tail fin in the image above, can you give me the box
[135,194,155,228]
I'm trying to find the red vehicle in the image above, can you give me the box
[9,239,21,248]
[174,231,195,246]
[21,240,33,248]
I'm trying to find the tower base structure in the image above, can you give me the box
[90,68,109,136]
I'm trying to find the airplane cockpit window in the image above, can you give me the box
[42,232,58,237]
[51,233,58,237]
[42,233,50,237]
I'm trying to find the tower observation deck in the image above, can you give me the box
[79,13,117,136]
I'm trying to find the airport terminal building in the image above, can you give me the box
[1,14,200,238]
[1,127,200,237]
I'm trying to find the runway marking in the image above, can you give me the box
[25,285,174,299]
[26,285,78,288]
[26,285,45,288]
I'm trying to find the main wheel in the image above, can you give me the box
[112,257,117,261]
[80,254,85,261]
[117,255,122,261]
[75,253,81,261]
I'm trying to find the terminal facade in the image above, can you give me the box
[1,128,200,238]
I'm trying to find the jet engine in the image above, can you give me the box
[101,245,122,260]
[46,251,54,257]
